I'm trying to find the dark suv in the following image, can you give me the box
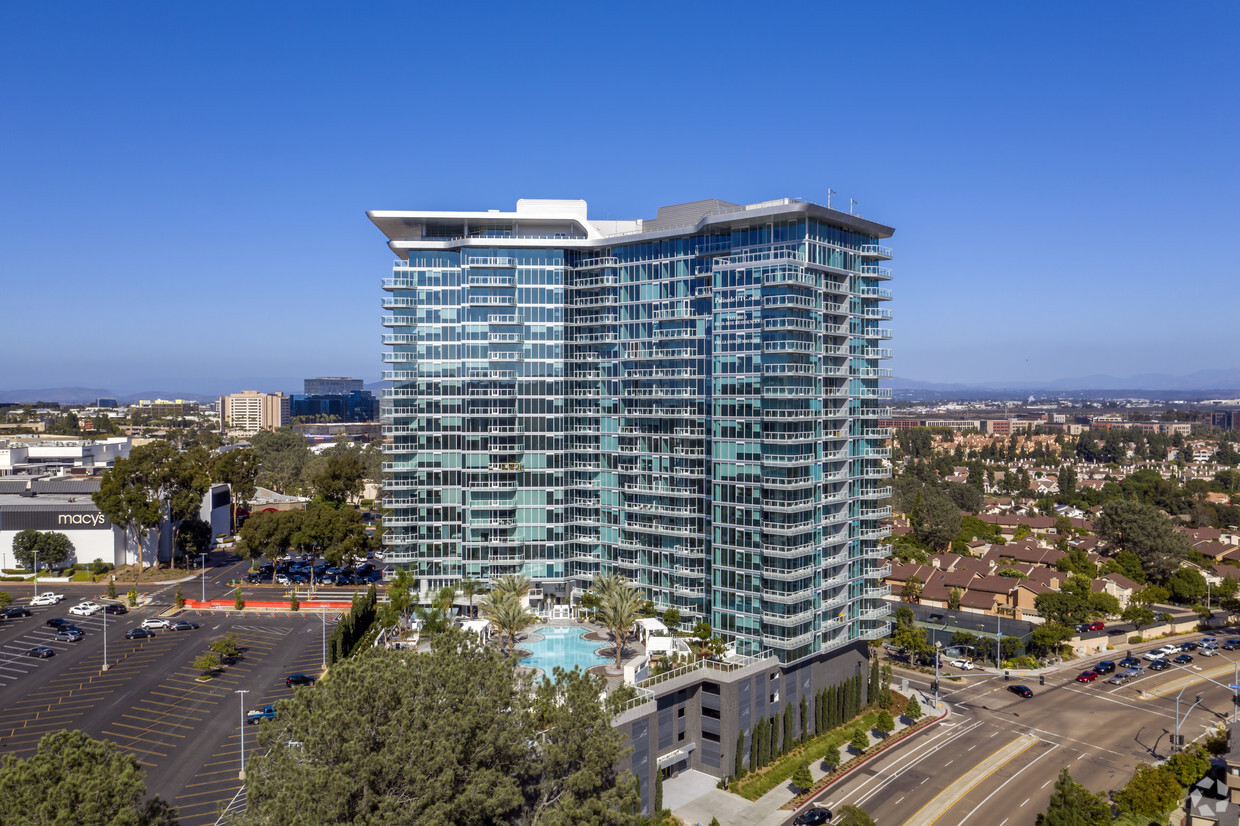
[1094,660,1116,675]
[102,603,128,615]
[285,674,316,687]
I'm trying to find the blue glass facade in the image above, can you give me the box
[373,199,893,663]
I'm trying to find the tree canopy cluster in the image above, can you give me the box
[0,730,177,826]
[238,499,374,568]
[247,429,380,499]
[237,629,641,826]
[10,529,74,570]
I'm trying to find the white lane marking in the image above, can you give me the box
[1021,797,1029,807]
[957,743,1060,825]
[845,720,989,808]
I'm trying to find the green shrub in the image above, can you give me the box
[1128,635,1143,644]
[175,586,184,609]
[126,589,138,607]
[290,591,300,612]
[107,579,117,599]
[234,590,244,610]
[1,576,25,582]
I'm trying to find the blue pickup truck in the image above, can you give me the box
[245,704,276,725]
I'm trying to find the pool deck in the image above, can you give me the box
[510,622,644,687]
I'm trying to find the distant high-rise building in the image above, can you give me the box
[370,197,894,664]
[290,390,378,423]
[219,391,289,437]
[304,377,364,395]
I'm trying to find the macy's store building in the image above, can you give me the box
[0,478,230,570]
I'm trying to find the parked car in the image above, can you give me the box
[102,603,128,615]
[2,606,32,619]
[793,807,833,826]
[1158,644,1183,658]
[141,618,172,630]
[1075,623,1092,633]
[1123,666,1146,677]
[1181,642,1199,652]
[54,629,85,642]
[1149,658,1171,671]
[45,617,72,629]
[1118,656,1140,669]
[69,602,102,616]
[1173,653,1194,665]
[170,621,200,631]
[274,574,291,586]
[1008,685,1033,698]
[1224,639,1240,651]
[285,674,316,687]
[124,628,156,640]
[1076,671,1098,683]
[1107,674,1128,685]
[1143,649,1169,661]
[1201,647,1219,657]
[246,704,277,725]
[30,593,64,606]
[25,646,55,658]
[1094,661,1116,675]
[950,658,974,670]
[1089,621,1105,631]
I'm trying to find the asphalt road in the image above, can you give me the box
[791,636,1240,825]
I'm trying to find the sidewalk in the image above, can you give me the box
[668,688,950,826]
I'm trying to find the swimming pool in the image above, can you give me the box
[519,626,608,674]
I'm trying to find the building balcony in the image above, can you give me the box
[858,244,893,260]
[763,317,817,332]
[859,265,892,280]
[856,327,893,340]
[463,256,517,268]
[573,256,620,271]
[466,274,516,287]
[858,286,893,301]
[762,476,816,489]
[762,608,817,627]
[762,520,816,535]
[468,294,516,306]
[762,564,817,582]
[761,589,815,606]
[763,294,817,310]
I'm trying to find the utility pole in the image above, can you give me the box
[934,641,942,709]
[200,553,207,604]
[33,549,38,597]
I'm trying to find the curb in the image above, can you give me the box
[788,704,950,812]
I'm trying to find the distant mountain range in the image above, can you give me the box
[891,368,1240,395]
[2,370,1238,405]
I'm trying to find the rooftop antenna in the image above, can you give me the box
[849,198,858,216]
[827,189,836,209]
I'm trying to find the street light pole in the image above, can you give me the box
[321,610,327,670]
[934,641,942,709]
[1174,684,1202,752]
[236,689,249,779]
[33,549,38,597]
[102,602,109,671]
[200,553,207,604]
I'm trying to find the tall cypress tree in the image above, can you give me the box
[800,694,809,742]
[736,730,745,777]
[783,703,795,753]
[750,720,760,771]
[868,659,880,707]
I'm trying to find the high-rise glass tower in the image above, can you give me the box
[370,198,893,662]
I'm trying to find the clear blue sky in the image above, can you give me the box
[2,2,1236,394]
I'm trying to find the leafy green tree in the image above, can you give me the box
[0,730,177,826]
[821,746,840,773]
[1057,465,1077,497]
[947,587,963,610]
[1167,568,1207,604]
[248,427,313,495]
[1096,499,1192,584]
[240,630,640,826]
[660,607,681,633]
[848,729,869,754]
[911,488,962,551]
[875,709,894,738]
[193,652,221,676]
[1164,748,1211,788]
[93,443,175,572]
[11,530,74,570]
[1035,767,1111,826]
[175,517,213,564]
[791,762,813,793]
[414,585,460,639]
[1034,592,1091,628]
[835,804,878,826]
[211,447,259,527]
[238,509,299,568]
[901,575,923,603]
[1113,763,1182,819]
[210,633,241,662]
[904,694,922,723]
[1121,604,1156,634]
[309,453,366,504]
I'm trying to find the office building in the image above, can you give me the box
[369,197,894,664]
[304,376,365,395]
[290,390,379,423]
[219,391,289,437]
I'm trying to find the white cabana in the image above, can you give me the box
[634,617,668,642]
[645,635,677,656]
[461,619,491,642]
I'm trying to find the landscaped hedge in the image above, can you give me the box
[328,585,378,664]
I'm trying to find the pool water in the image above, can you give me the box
[519,626,608,674]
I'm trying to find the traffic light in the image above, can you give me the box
[1039,675,1045,686]
[1004,670,1010,680]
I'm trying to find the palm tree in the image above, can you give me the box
[460,578,482,619]
[413,585,456,636]
[596,577,643,670]
[491,573,531,602]
[481,591,537,655]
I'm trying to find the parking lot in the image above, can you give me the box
[0,597,335,826]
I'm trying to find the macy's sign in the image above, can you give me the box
[58,513,109,527]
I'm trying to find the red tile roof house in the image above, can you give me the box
[1209,563,1240,583]
[917,569,981,608]
[977,513,1057,539]
[984,540,1066,568]
[1013,581,1055,615]
[1196,541,1238,563]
